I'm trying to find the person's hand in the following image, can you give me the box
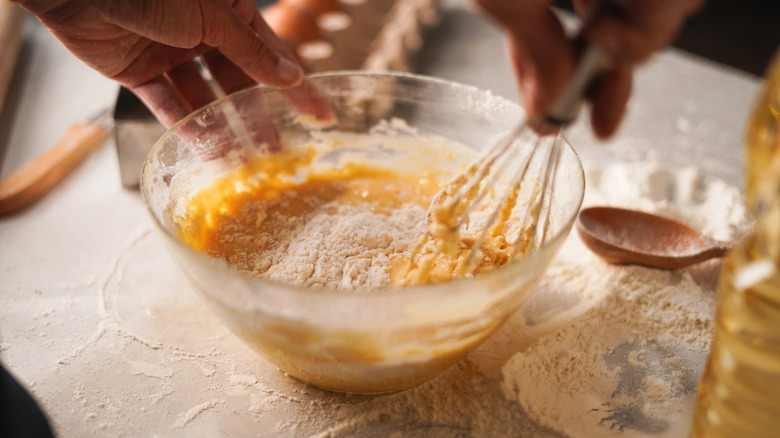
[474,0,705,139]
[14,0,308,128]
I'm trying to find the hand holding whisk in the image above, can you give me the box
[401,15,611,285]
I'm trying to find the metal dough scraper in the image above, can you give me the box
[113,86,166,189]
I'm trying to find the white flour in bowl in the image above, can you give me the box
[215,198,428,290]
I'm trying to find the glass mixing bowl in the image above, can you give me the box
[141,72,585,393]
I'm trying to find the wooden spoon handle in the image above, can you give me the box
[0,121,109,215]
[705,237,733,257]
[714,242,733,257]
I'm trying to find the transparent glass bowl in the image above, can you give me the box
[141,72,585,393]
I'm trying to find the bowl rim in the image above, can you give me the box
[141,71,585,299]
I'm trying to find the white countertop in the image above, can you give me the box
[0,2,763,437]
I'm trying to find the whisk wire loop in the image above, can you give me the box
[403,119,567,283]
[508,128,564,261]
[454,124,546,274]
[430,122,527,228]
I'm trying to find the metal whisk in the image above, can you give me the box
[404,44,608,284]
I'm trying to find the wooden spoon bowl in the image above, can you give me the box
[576,206,732,270]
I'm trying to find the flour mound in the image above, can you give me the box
[499,161,750,438]
[217,195,427,290]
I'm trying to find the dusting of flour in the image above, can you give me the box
[496,161,751,437]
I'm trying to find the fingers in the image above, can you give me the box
[201,49,257,95]
[505,28,573,119]
[201,50,283,153]
[474,0,576,118]
[131,59,218,128]
[133,73,253,160]
[167,60,218,111]
[227,87,283,155]
[121,0,333,152]
[112,0,304,89]
[131,76,192,129]
[584,0,706,64]
[110,41,210,88]
[246,2,303,65]
[199,0,304,89]
[588,65,632,139]
[477,0,701,139]
[282,80,337,125]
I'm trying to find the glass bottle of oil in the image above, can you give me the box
[690,51,780,437]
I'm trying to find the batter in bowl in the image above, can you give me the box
[174,126,536,289]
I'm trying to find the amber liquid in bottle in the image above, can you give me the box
[690,53,780,437]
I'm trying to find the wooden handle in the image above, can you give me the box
[0,0,25,111]
[0,122,109,215]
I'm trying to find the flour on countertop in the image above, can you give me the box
[496,161,751,437]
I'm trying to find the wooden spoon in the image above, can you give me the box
[0,111,111,215]
[576,206,732,270]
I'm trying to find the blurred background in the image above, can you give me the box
[255,0,779,77]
